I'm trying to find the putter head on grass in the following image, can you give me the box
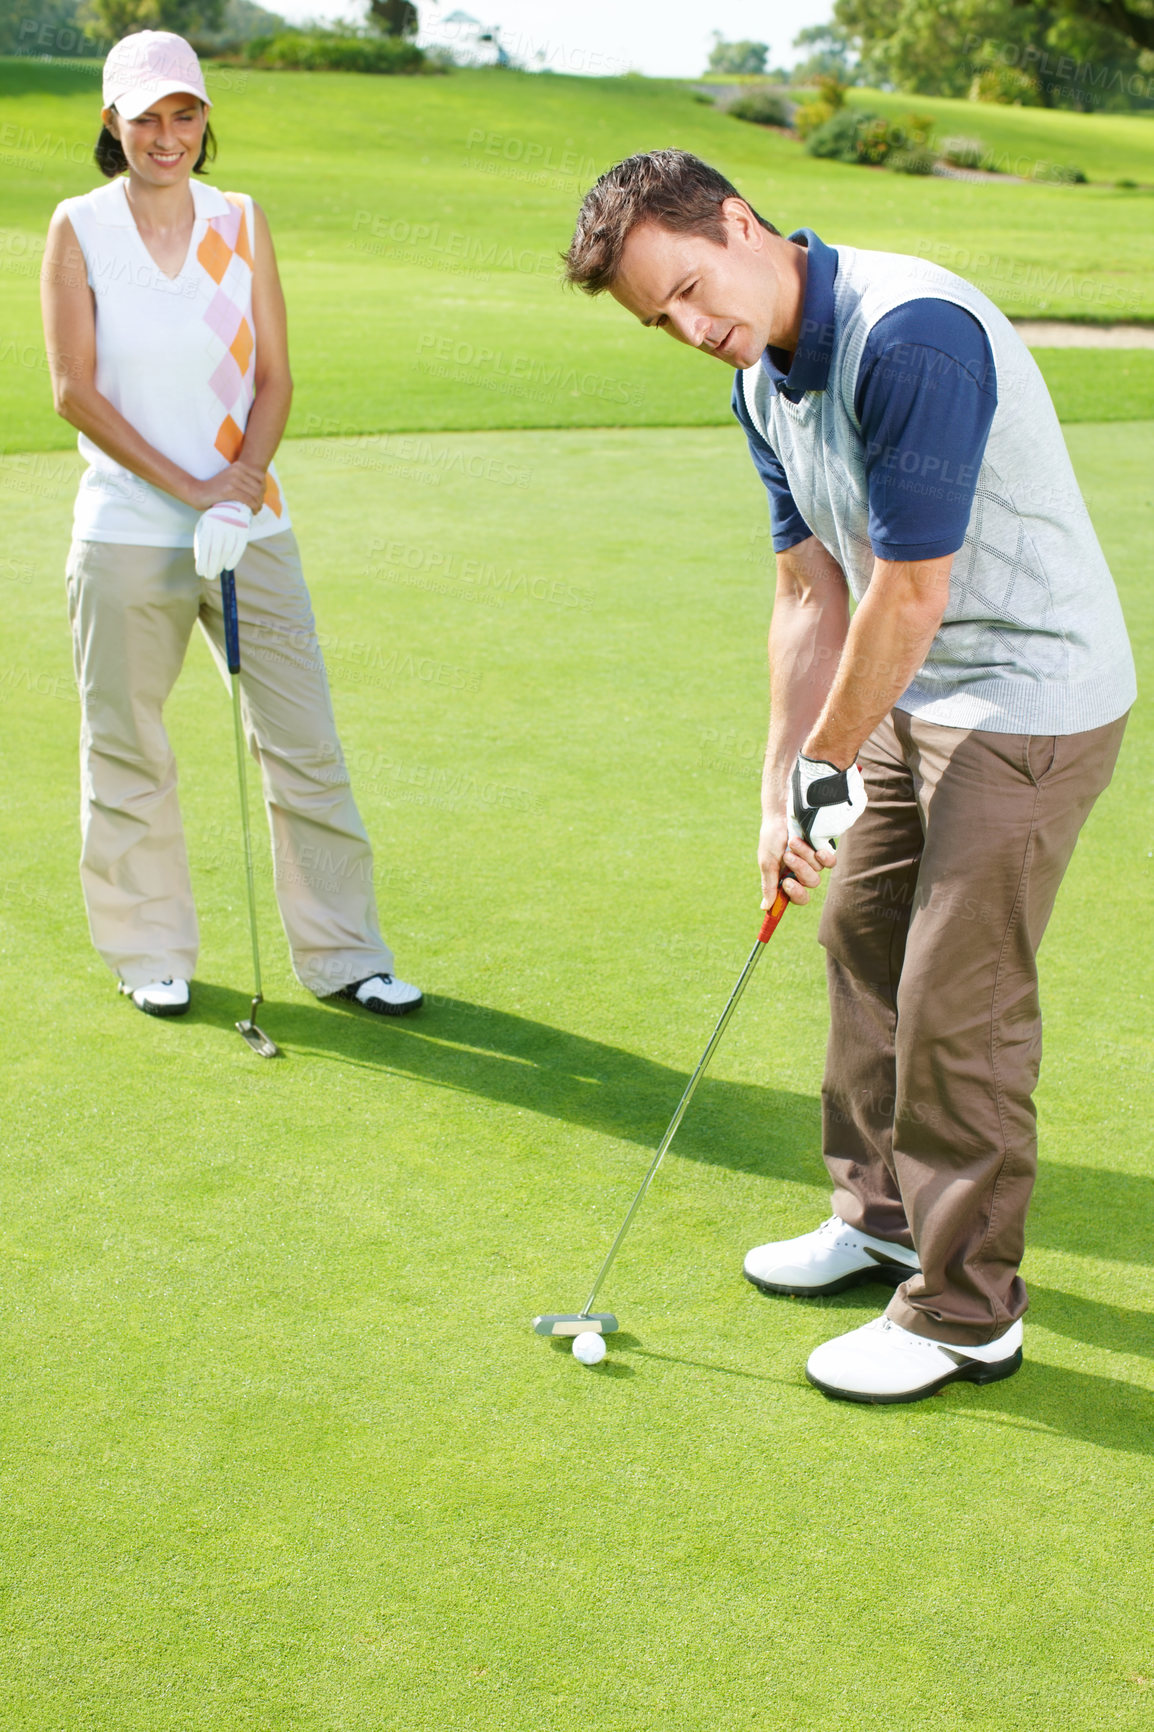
[532,1313,618,1336]
[237,1018,280,1058]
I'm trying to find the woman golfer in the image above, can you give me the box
[40,30,421,1021]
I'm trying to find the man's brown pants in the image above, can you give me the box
[818,709,1127,1347]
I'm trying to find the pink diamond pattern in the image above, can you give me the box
[209,351,245,415]
[204,286,242,346]
[215,205,242,253]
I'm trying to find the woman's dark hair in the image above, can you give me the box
[94,107,217,179]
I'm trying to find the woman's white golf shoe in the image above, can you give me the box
[120,978,190,1017]
[341,973,423,1016]
[743,1215,921,1297]
[806,1314,1024,1404]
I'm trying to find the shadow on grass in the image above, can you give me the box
[1027,1288,1154,1361]
[1029,1161,1154,1265]
[629,1346,789,1385]
[952,1359,1154,1458]
[205,987,827,1189]
[189,986,1152,1381]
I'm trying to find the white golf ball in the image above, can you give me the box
[572,1331,606,1366]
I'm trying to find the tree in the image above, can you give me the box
[195,0,288,47]
[791,23,858,82]
[707,33,769,75]
[82,0,225,37]
[833,0,1150,102]
[1017,0,1154,53]
[0,0,98,53]
[368,0,417,37]
[834,0,1023,94]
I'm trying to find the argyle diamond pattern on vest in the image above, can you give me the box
[199,197,281,518]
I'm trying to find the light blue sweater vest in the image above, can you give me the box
[737,246,1135,735]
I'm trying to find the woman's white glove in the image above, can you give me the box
[193,501,253,580]
[789,753,868,849]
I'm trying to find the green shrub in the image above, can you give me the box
[940,136,986,170]
[856,114,901,164]
[1115,177,1139,188]
[889,147,937,175]
[794,75,846,140]
[795,99,837,139]
[806,108,923,168]
[245,31,430,73]
[1032,161,1088,184]
[901,114,937,148]
[804,107,914,166]
[727,89,791,127]
[970,65,1041,105]
[805,107,868,161]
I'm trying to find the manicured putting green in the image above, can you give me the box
[0,420,1150,1729]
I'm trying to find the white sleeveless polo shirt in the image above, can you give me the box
[59,177,291,547]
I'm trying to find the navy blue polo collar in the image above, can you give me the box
[760,229,838,400]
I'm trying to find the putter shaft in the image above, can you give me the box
[222,570,280,1058]
[579,886,790,1318]
[229,669,263,1004]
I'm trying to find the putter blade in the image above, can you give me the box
[237,1020,280,1058]
[532,1313,618,1337]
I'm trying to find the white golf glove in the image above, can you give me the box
[193,501,253,580]
[789,752,868,850]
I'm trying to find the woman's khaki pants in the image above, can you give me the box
[818,708,1127,1347]
[67,530,394,996]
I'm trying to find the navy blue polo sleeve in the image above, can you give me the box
[854,300,997,562]
[731,375,812,553]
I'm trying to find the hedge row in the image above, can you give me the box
[243,33,434,74]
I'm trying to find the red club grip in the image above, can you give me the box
[757,881,791,944]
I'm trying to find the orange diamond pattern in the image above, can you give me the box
[262,473,283,518]
[229,317,254,375]
[197,224,232,285]
[233,208,254,269]
[214,415,244,462]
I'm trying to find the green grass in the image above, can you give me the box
[0,419,1151,1729]
[3,58,1154,453]
[2,52,1152,1726]
[1031,349,1154,421]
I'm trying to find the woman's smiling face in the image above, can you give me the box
[104,90,207,184]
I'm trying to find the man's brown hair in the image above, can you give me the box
[563,149,780,296]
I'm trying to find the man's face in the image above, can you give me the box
[609,200,787,370]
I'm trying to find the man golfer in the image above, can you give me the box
[564,150,1134,1404]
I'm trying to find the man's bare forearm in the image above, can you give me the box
[764,537,850,814]
[804,555,953,769]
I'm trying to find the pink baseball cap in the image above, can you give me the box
[102,30,212,120]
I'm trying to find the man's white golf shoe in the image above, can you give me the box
[120,978,190,1017]
[806,1314,1024,1404]
[743,1215,921,1297]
